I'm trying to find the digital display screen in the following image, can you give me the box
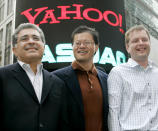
[15,0,127,73]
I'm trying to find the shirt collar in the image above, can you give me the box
[127,58,153,68]
[71,60,97,76]
[18,60,43,72]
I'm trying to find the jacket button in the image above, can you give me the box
[39,123,44,128]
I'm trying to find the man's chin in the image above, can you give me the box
[134,55,148,61]
[76,58,91,63]
[26,55,42,60]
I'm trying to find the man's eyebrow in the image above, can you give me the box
[20,35,28,37]
[32,34,40,37]
[18,35,28,40]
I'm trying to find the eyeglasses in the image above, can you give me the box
[73,41,94,47]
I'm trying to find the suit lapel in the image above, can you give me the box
[97,70,108,105]
[11,63,39,103]
[40,69,52,104]
[97,70,109,124]
[66,66,84,114]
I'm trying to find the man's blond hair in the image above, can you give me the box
[125,25,150,45]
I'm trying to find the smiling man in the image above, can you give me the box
[0,23,69,131]
[52,25,109,131]
[108,25,158,131]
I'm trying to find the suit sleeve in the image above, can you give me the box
[59,81,71,131]
[107,68,123,131]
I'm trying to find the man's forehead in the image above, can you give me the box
[129,30,148,38]
[18,28,40,36]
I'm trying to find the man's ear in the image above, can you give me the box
[94,44,99,53]
[125,44,129,53]
[12,47,17,57]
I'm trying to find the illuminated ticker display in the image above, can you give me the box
[42,44,126,67]
[15,0,127,73]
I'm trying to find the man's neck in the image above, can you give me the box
[29,63,39,74]
[20,59,41,74]
[76,61,93,71]
[134,58,148,68]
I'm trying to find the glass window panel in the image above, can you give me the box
[0,29,3,65]
[4,22,12,65]
[7,0,13,15]
[0,4,4,22]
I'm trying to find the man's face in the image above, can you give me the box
[126,30,150,62]
[73,32,98,64]
[13,28,45,64]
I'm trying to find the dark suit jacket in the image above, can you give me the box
[52,65,109,131]
[0,63,69,131]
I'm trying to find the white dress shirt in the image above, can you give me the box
[18,60,43,102]
[108,58,158,131]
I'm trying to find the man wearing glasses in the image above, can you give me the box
[52,25,109,131]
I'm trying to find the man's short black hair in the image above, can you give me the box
[71,25,99,45]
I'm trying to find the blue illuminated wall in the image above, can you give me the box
[42,44,126,66]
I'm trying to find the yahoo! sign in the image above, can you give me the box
[15,0,127,72]
[21,4,124,34]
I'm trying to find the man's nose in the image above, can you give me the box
[80,43,86,47]
[28,37,35,43]
[138,39,144,44]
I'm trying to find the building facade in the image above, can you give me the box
[125,0,158,64]
[0,0,15,66]
[125,0,158,39]
[0,0,158,66]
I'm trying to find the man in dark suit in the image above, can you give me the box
[53,25,109,131]
[0,23,69,131]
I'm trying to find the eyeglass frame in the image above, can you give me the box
[73,40,95,47]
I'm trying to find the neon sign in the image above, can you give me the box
[15,0,127,72]
[42,44,126,66]
[21,4,124,34]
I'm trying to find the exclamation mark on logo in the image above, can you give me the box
[119,14,124,34]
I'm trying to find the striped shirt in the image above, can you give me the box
[18,60,43,102]
[108,58,158,131]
